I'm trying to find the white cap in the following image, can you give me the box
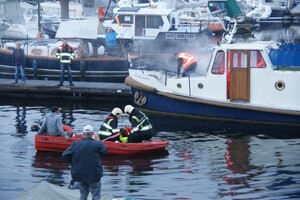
[111,107,123,118]
[83,125,93,133]
[124,105,134,114]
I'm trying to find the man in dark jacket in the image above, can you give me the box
[62,125,107,200]
[12,41,26,83]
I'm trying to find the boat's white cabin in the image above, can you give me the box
[130,41,300,110]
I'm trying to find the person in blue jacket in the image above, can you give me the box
[105,28,117,56]
[62,125,107,200]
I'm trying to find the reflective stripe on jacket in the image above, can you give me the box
[130,109,152,133]
[99,114,119,136]
[56,44,74,64]
[119,134,128,143]
[176,53,197,69]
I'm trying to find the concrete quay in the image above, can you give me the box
[0,78,132,102]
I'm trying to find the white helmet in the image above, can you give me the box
[111,107,123,118]
[83,125,93,133]
[124,105,134,114]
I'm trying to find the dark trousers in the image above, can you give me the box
[128,129,153,143]
[79,181,101,200]
[59,63,73,85]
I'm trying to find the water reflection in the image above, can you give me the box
[32,151,69,185]
[14,106,28,137]
[103,151,169,175]
[223,136,264,189]
[148,114,299,137]
[0,100,299,199]
[221,136,300,199]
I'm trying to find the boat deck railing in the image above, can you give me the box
[162,70,192,96]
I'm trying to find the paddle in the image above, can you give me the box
[102,133,120,141]
[101,127,131,141]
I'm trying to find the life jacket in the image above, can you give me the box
[56,44,74,64]
[99,115,119,136]
[119,134,128,143]
[176,53,197,70]
[131,111,152,133]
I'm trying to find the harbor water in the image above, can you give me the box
[0,98,299,200]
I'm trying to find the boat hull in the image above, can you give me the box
[130,88,300,128]
[34,135,168,155]
[0,49,135,83]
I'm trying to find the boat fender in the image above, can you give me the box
[33,59,38,79]
[31,121,72,133]
[80,60,86,78]
[63,125,72,132]
[31,119,43,131]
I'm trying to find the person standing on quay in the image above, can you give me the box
[12,41,26,84]
[62,125,107,200]
[56,39,75,86]
[105,27,117,56]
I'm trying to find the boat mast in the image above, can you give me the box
[104,0,113,20]
[37,0,41,32]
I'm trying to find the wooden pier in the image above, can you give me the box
[0,79,132,102]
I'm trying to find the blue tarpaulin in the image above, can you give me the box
[269,43,300,67]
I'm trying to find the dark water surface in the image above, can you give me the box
[0,98,299,200]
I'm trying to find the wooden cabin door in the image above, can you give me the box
[229,50,250,101]
[135,15,145,37]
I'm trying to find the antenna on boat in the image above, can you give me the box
[221,17,237,44]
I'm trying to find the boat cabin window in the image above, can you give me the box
[250,50,266,68]
[139,0,150,2]
[114,15,133,25]
[147,16,163,28]
[209,2,226,12]
[232,52,248,68]
[211,50,225,74]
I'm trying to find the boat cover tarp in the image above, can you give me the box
[269,43,300,67]
[14,182,85,200]
[208,0,243,17]
[56,19,106,39]
[14,181,128,200]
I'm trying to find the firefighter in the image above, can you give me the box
[124,105,154,143]
[94,107,123,141]
[56,39,75,86]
